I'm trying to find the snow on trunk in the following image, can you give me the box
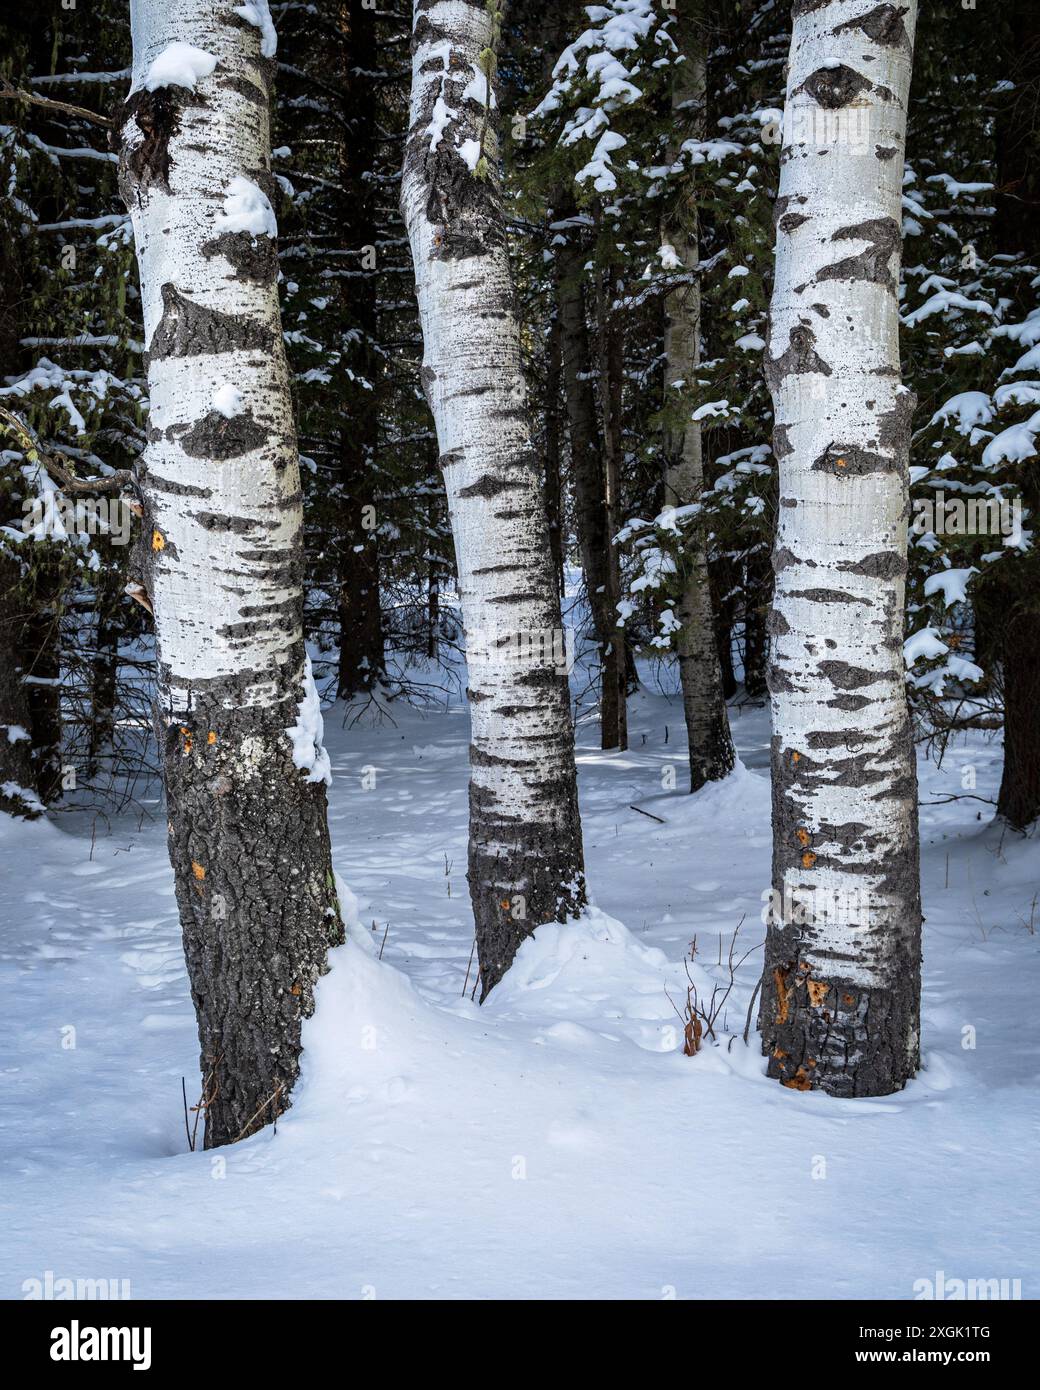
[400,0,586,995]
[117,0,342,1147]
[758,0,922,1096]
[661,36,735,793]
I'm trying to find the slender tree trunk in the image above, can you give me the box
[711,555,738,699]
[996,598,1040,829]
[21,565,65,805]
[427,547,441,659]
[991,0,1040,830]
[117,0,343,1147]
[661,33,735,791]
[544,314,566,598]
[335,0,385,700]
[86,573,121,780]
[758,0,922,1096]
[742,543,772,700]
[555,217,625,749]
[337,419,384,700]
[595,263,629,750]
[0,555,40,817]
[989,449,1040,829]
[401,0,586,994]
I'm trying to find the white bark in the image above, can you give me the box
[121,2,298,700]
[759,0,922,1095]
[401,0,586,993]
[118,0,341,1147]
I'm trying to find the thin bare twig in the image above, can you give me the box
[0,75,114,128]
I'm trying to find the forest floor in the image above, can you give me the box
[1,665,1038,1299]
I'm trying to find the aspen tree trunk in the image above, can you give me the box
[595,264,629,751]
[401,0,586,994]
[543,314,566,597]
[661,32,735,792]
[0,556,39,817]
[758,0,922,1096]
[117,0,343,1147]
[555,220,626,750]
[335,0,385,700]
[86,572,121,780]
[711,556,738,699]
[991,0,1040,831]
[22,572,64,805]
[743,545,772,700]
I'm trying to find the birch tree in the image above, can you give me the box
[117,0,343,1146]
[401,0,586,993]
[758,0,922,1096]
[661,15,735,792]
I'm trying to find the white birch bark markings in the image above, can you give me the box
[118,0,342,1146]
[401,0,586,994]
[758,0,922,1095]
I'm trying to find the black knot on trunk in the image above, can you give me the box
[799,64,872,110]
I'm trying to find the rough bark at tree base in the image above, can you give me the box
[760,953,921,1096]
[162,660,342,1148]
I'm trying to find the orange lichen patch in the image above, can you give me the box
[180,726,192,755]
[772,1047,788,1060]
[290,982,302,997]
[801,851,817,869]
[807,977,829,1008]
[781,1067,814,1091]
[842,992,855,1007]
[151,529,165,551]
[774,966,792,1025]
[191,862,206,881]
[499,898,510,911]
[796,827,811,847]
[835,457,847,469]
[207,731,217,745]
[791,751,800,764]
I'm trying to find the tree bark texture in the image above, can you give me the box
[400,0,587,995]
[118,0,343,1147]
[758,0,922,1096]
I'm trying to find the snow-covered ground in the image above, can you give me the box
[1,669,1037,1300]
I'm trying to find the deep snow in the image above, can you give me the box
[1,670,1037,1300]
